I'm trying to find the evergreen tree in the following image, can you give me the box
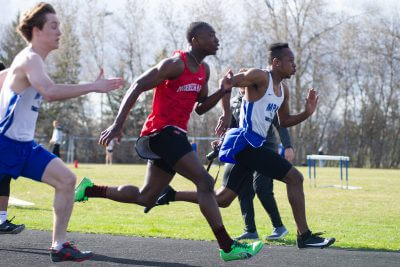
[0,14,26,66]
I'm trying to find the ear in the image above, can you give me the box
[191,36,198,46]
[32,26,41,38]
[272,57,280,67]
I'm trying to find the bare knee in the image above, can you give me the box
[117,185,140,203]
[284,168,304,185]
[58,173,76,191]
[66,173,76,188]
[196,172,215,193]
[215,187,235,208]
[218,197,232,208]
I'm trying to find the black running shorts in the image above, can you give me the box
[136,126,193,175]
[0,175,11,196]
[222,144,292,195]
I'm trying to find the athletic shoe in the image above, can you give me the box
[220,240,263,262]
[296,230,335,249]
[0,217,25,234]
[74,177,93,202]
[50,242,93,262]
[144,185,176,213]
[266,226,288,240]
[235,231,259,240]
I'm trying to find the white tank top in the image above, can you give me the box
[239,72,284,139]
[0,86,42,141]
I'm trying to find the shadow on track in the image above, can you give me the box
[0,248,200,266]
[90,254,201,266]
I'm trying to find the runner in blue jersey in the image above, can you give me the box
[0,2,123,262]
[0,62,26,235]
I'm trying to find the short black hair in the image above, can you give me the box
[0,62,5,71]
[186,21,211,44]
[268,42,290,64]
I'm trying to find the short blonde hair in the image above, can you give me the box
[17,2,56,42]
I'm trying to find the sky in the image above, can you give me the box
[0,0,399,26]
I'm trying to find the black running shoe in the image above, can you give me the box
[297,230,335,249]
[144,185,176,213]
[0,217,25,234]
[50,242,93,262]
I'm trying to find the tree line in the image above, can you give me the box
[1,0,399,168]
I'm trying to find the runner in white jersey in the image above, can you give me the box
[239,71,284,135]
[0,79,42,140]
[0,62,26,235]
[0,2,123,262]
[152,43,335,249]
[217,71,285,162]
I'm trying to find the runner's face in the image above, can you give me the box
[278,48,296,79]
[195,26,219,55]
[35,13,61,50]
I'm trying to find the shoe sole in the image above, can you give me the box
[74,254,94,262]
[297,238,336,249]
[253,242,264,255]
[320,238,336,248]
[52,253,94,262]
[266,229,289,240]
[0,225,25,234]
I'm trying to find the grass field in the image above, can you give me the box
[8,164,400,251]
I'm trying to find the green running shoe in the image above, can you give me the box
[74,177,93,202]
[219,240,263,262]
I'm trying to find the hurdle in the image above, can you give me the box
[307,154,350,189]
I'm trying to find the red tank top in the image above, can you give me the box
[140,51,206,136]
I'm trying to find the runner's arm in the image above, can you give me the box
[195,65,231,115]
[0,69,8,90]
[231,68,267,89]
[215,68,265,136]
[25,54,123,101]
[278,84,318,127]
[113,57,185,128]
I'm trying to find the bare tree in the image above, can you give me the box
[240,0,353,163]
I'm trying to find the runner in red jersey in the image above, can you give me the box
[74,22,263,262]
[141,50,206,136]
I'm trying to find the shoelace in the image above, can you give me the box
[233,241,252,249]
[312,232,325,236]
[5,216,16,223]
[64,241,80,252]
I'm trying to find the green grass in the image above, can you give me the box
[8,164,400,251]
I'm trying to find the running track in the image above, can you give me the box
[1,230,399,266]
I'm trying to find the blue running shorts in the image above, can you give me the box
[0,134,56,182]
